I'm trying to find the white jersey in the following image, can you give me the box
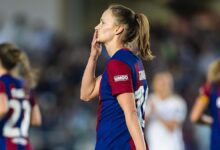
[145,94,187,150]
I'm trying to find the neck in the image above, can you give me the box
[0,67,7,76]
[104,39,124,57]
[156,91,172,100]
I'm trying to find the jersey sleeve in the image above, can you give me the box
[0,80,6,93]
[107,59,133,96]
[199,82,211,96]
[29,91,37,107]
[198,82,211,104]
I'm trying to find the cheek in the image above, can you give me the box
[100,27,110,35]
[100,27,114,40]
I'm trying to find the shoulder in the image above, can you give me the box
[10,76,24,88]
[107,59,131,71]
[106,59,132,83]
[108,50,139,68]
[147,94,160,105]
[170,94,187,107]
[0,75,9,92]
[199,82,211,96]
[0,77,5,84]
[0,74,22,84]
[112,49,138,62]
[0,80,6,93]
[172,94,185,101]
[148,93,157,100]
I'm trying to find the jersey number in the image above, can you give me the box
[3,99,31,138]
[135,86,148,128]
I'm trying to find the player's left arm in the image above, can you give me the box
[107,60,146,150]
[31,104,42,126]
[0,93,8,118]
[117,93,146,150]
[29,93,42,126]
[0,81,8,118]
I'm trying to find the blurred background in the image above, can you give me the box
[0,0,220,150]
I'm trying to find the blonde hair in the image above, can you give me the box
[108,4,154,60]
[207,59,220,83]
[0,43,36,89]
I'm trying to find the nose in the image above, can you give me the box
[95,23,100,30]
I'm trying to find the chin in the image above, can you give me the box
[97,38,104,43]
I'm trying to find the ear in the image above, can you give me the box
[115,25,124,35]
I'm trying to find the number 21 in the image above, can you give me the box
[3,99,31,138]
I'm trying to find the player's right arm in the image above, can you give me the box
[190,95,210,123]
[0,93,8,118]
[80,30,102,101]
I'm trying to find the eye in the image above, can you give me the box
[100,19,104,25]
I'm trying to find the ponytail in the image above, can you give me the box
[135,13,154,60]
[18,51,37,89]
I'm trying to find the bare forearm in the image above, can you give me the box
[190,96,209,123]
[125,112,146,150]
[31,106,42,126]
[80,56,98,100]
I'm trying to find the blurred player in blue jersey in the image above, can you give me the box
[0,43,41,150]
[190,59,220,150]
[80,4,153,150]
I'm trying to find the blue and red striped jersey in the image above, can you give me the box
[95,49,149,150]
[200,82,220,150]
[0,74,35,150]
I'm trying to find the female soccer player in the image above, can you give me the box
[80,4,153,150]
[0,43,41,150]
[190,59,220,150]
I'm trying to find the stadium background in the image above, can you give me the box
[0,0,220,149]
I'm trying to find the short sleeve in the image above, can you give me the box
[29,91,37,107]
[198,82,210,104]
[0,80,6,93]
[107,60,133,96]
[199,82,211,97]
